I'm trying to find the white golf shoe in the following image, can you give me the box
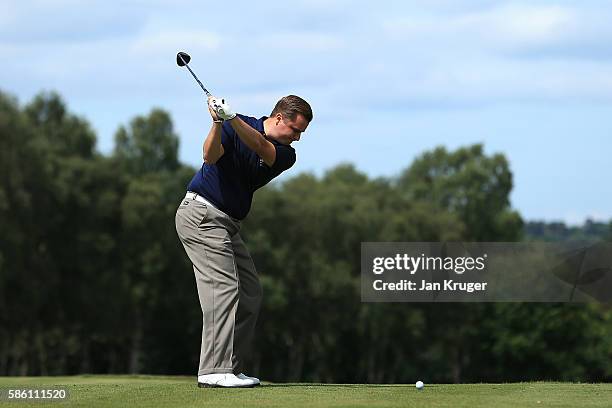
[237,373,260,386]
[197,373,256,388]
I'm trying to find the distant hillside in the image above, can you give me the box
[524,219,611,242]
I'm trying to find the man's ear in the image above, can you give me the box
[275,113,282,125]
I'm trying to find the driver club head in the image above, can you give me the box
[176,51,212,97]
[176,51,191,66]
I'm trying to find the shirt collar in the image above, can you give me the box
[257,116,268,134]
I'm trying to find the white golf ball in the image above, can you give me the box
[416,380,424,390]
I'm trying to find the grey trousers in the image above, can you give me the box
[175,194,262,376]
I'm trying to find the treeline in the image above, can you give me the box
[525,220,612,242]
[1,91,611,383]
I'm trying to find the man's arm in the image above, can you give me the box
[202,98,225,164]
[229,116,276,166]
[202,122,224,164]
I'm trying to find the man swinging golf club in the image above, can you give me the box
[175,93,312,388]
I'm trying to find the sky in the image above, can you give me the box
[1,0,611,225]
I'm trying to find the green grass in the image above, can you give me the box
[0,376,610,407]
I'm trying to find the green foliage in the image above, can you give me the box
[525,219,612,242]
[113,109,179,174]
[24,91,96,158]
[1,89,610,384]
[398,145,523,241]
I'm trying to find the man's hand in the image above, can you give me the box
[207,96,223,122]
[208,96,236,121]
[203,96,225,164]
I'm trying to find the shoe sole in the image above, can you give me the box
[197,382,258,388]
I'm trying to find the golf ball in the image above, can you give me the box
[416,380,424,390]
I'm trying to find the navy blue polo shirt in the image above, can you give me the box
[187,114,296,220]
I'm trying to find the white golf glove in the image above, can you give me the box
[208,96,236,121]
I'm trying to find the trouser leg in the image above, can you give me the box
[175,199,239,375]
[230,233,263,373]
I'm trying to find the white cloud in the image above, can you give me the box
[313,50,612,113]
[465,4,573,46]
[254,32,345,52]
[130,30,221,55]
[2,1,610,224]
[4,1,612,109]
[0,1,145,43]
[382,4,576,52]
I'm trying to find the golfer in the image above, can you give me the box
[176,95,312,388]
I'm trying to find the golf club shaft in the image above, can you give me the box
[185,64,211,97]
[178,54,212,97]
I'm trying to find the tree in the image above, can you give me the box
[113,109,179,174]
[3,88,611,383]
[111,109,197,373]
[398,144,523,241]
[24,92,96,158]
[0,91,123,374]
[244,164,465,381]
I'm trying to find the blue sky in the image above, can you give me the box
[2,0,611,224]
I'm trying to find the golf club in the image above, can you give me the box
[176,51,212,97]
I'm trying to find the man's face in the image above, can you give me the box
[271,113,309,145]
